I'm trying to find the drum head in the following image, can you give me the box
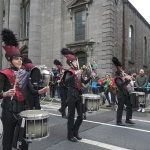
[30,67,42,86]
[20,110,50,120]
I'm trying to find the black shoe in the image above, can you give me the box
[62,115,68,119]
[106,104,112,107]
[68,137,77,142]
[58,108,62,113]
[116,122,125,126]
[74,134,82,140]
[125,120,135,124]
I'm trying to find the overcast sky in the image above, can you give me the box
[129,0,150,24]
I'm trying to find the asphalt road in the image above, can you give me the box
[0,100,150,150]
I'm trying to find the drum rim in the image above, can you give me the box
[24,132,50,141]
[20,110,50,119]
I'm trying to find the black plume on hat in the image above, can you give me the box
[112,57,122,67]
[60,48,74,56]
[54,59,62,66]
[1,28,19,47]
[23,58,32,64]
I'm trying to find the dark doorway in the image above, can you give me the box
[75,51,87,68]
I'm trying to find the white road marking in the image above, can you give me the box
[48,113,150,133]
[122,117,150,123]
[80,138,129,150]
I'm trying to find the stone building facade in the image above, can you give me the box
[1,0,150,77]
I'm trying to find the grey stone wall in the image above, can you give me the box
[123,1,150,74]
[0,0,4,69]
[28,0,42,65]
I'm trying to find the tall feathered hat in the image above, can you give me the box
[112,57,123,76]
[23,58,34,70]
[112,57,123,70]
[54,59,63,69]
[61,48,76,66]
[1,28,21,60]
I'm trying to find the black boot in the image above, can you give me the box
[74,132,82,140]
[116,122,125,126]
[68,137,77,142]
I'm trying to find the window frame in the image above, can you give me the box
[143,36,147,65]
[72,7,87,42]
[128,25,134,61]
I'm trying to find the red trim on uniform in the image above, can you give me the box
[68,68,81,90]
[0,69,25,101]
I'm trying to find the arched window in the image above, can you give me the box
[143,37,147,65]
[128,25,134,61]
[26,3,30,37]
[75,51,87,68]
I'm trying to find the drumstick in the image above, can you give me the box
[11,68,20,100]
[76,57,80,69]
[89,61,92,72]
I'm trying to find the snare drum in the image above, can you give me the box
[20,110,50,142]
[82,94,100,111]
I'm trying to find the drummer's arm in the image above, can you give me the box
[0,73,5,98]
[28,79,49,95]
[81,76,92,84]
[115,78,130,88]
[27,80,39,95]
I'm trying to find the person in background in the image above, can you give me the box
[103,74,111,107]
[91,71,99,94]
[87,66,92,78]
[97,78,106,105]
[146,77,150,99]
[82,76,90,94]
[109,78,117,106]
[91,60,97,71]
[50,66,58,98]
[23,58,41,110]
[81,65,88,78]
[135,69,148,113]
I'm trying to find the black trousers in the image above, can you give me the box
[59,86,68,115]
[117,95,132,123]
[1,108,28,150]
[67,89,83,138]
[28,96,41,110]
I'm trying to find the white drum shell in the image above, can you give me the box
[20,110,50,141]
[82,94,100,111]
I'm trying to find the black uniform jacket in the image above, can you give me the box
[115,77,130,98]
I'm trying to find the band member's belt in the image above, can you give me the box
[1,100,27,113]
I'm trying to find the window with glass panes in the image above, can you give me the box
[75,10,86,41]
[143,37,147,65]
[128,26,134,61]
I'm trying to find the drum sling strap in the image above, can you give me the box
[12,117,26,150]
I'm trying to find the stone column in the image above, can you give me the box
[0,0,4,69]
[9,0,20,39]
[28,0,42,65]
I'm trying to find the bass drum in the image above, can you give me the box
[30,65,53,87]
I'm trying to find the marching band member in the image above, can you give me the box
[23,58,41,110]
[61,48,94,142]
[54,59,68,118]
[0,28,49,150]
[115,70,135,126]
